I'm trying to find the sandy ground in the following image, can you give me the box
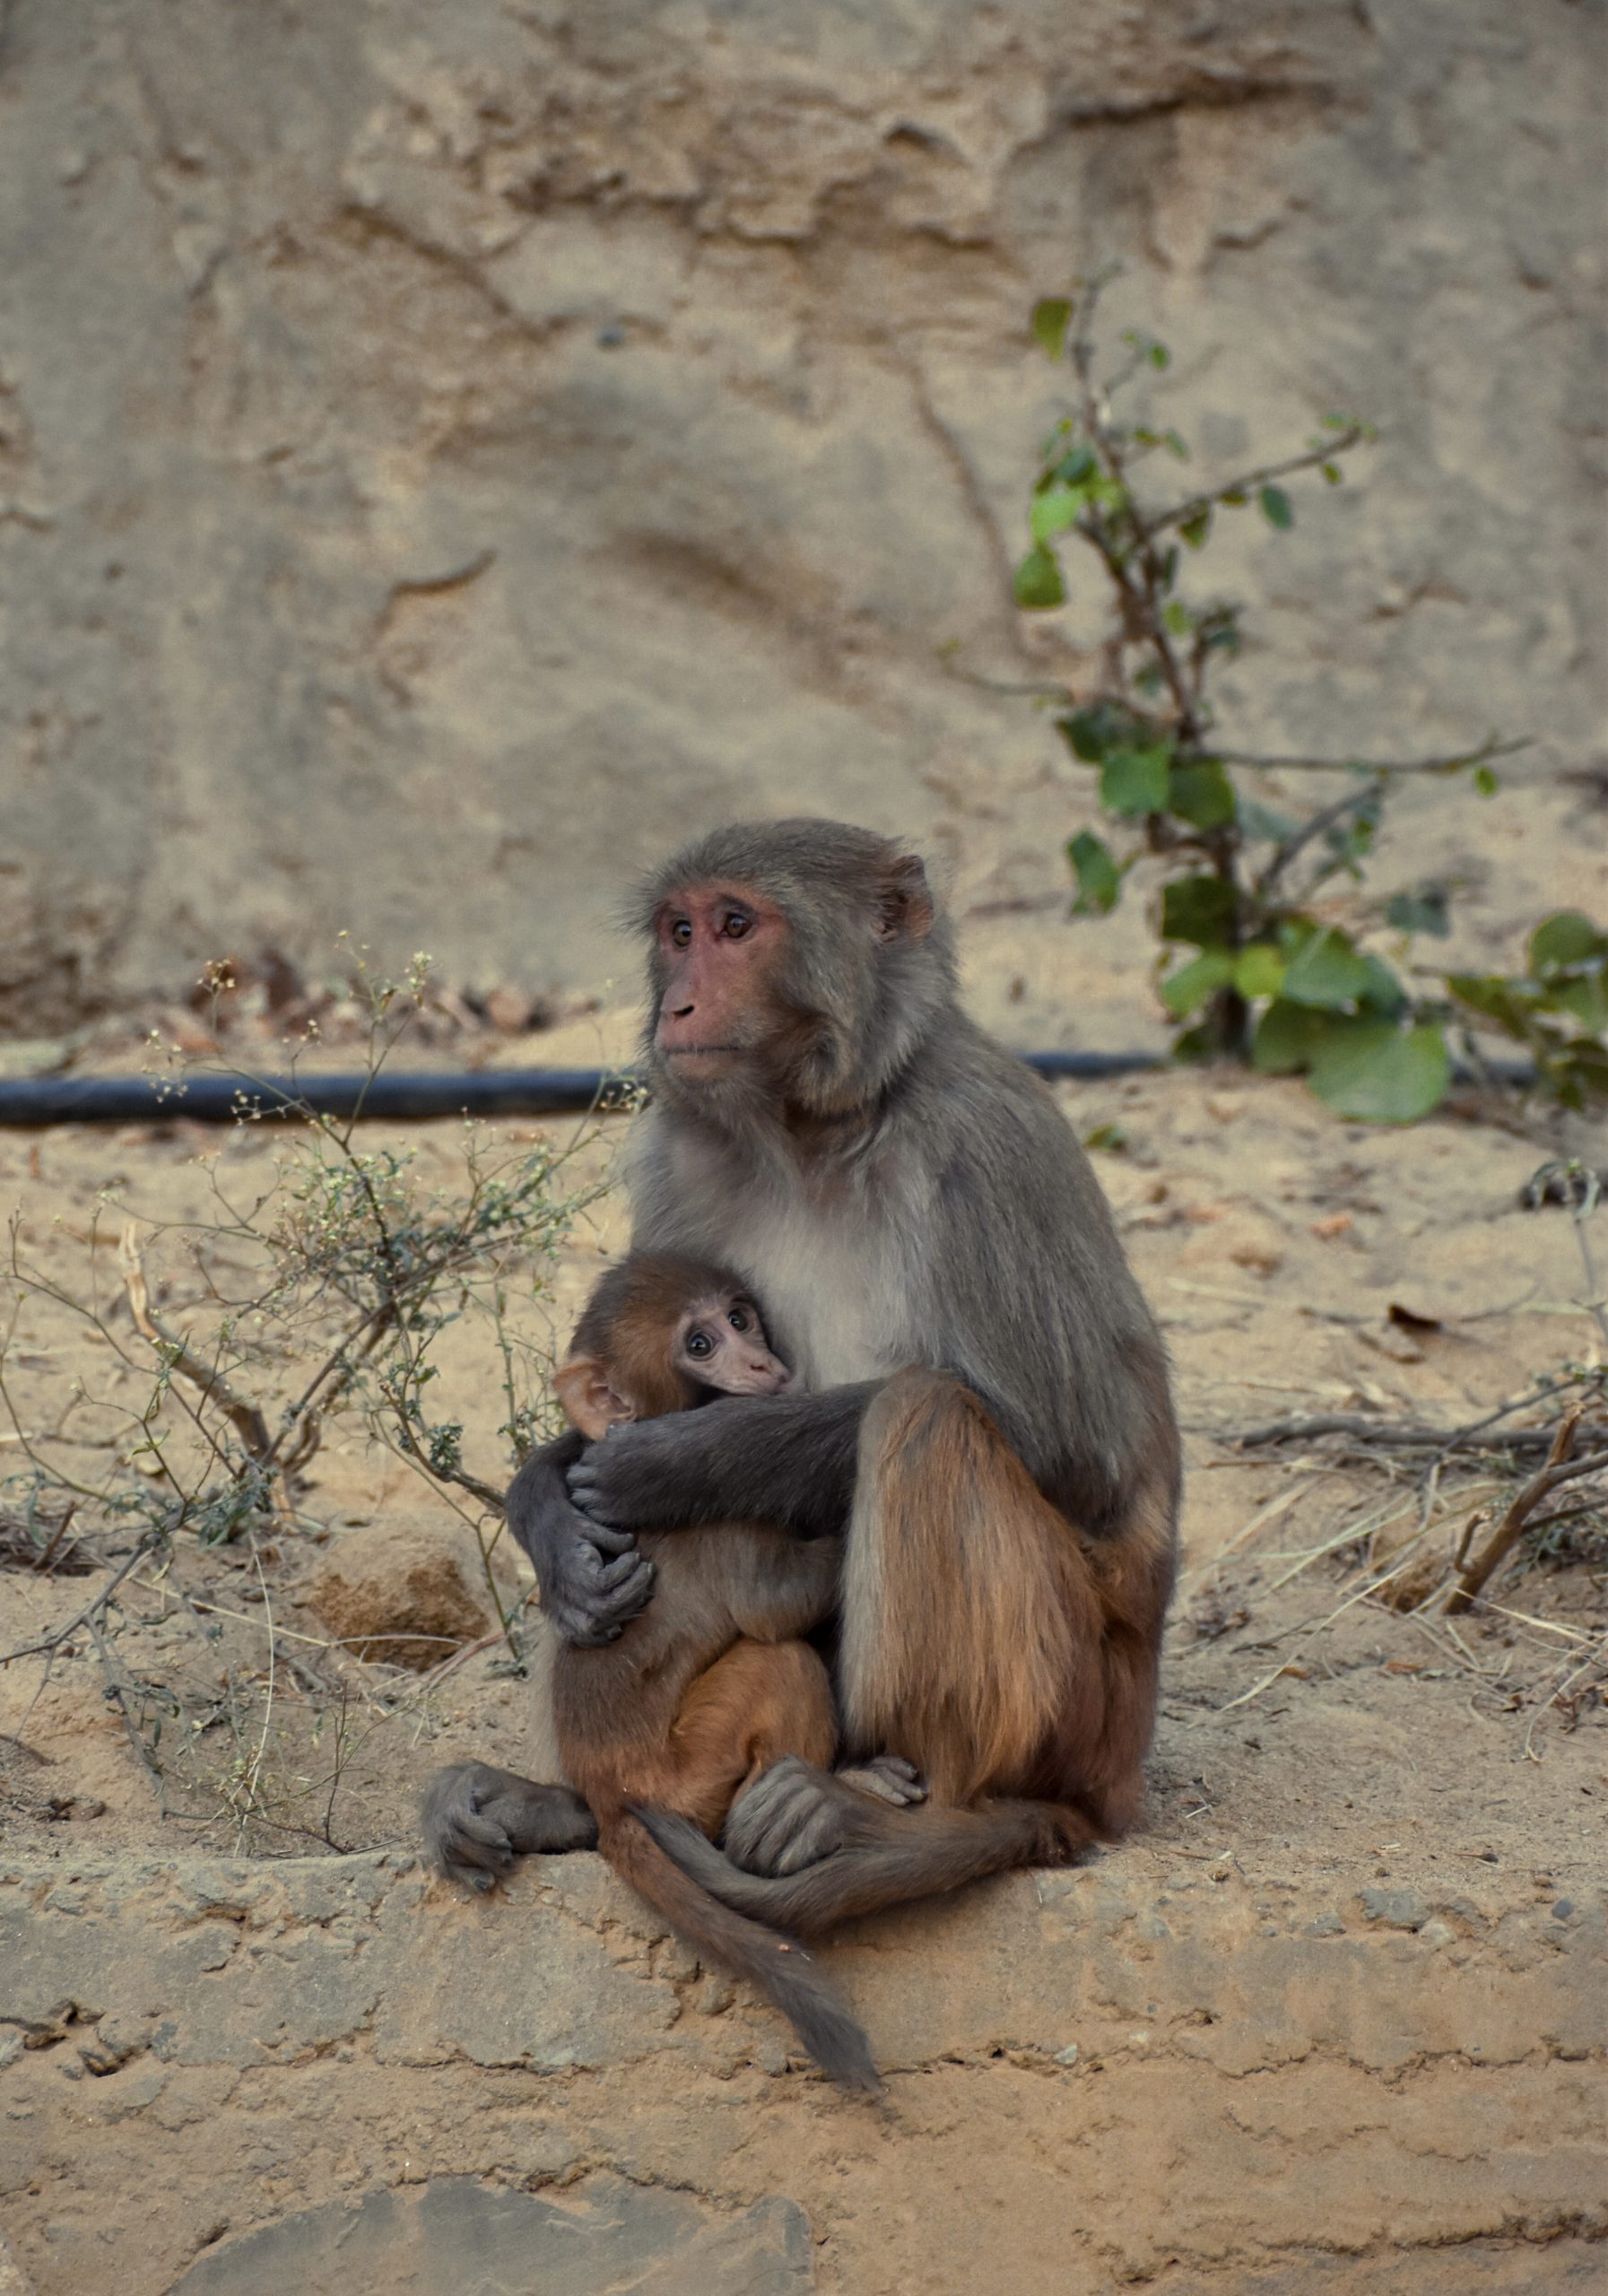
[2,986,1605,1884]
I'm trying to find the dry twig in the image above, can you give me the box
[119,1225,273,1460]
[1229,1405,1608,1460]
[1445,1410,1608,1613]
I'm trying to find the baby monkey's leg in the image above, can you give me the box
[656,1639,838,1837]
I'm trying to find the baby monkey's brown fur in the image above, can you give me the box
[435,1255,881,2090]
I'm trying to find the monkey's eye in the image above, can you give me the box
[685,1328,713,1358]
[721,911,752,940]
[726,1307,749,1332]
[669,918,692,949]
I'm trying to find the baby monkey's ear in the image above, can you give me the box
[552,1357,637,1442]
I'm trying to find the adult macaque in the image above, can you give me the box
[427,1253,903,2090]
[430,818,1179,1933]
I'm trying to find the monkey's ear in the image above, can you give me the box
[875,854,934,944]
[552,1358,636,1441]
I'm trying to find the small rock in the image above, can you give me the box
[1053,2043,1079,2066]
[482,984,539,1032]
[1356,1887,1428,1931]
[1304,1911,1345,1937]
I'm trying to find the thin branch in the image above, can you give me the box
[1445,1413,1608,1613]
[1255,774,1385,898]
[84,1607,166,1797]
[1137,426,1367,546]
[119,1226,273,1460]
[1213,735,1531,778]
[0,1535,162,1667]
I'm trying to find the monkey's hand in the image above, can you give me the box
[421,1763,598,1892]
[547,1516,656,1646]
[566,1413,703,1535]
[567,1386,875,1540]
[507,1431,656,1645]
[724,1754,886,1875]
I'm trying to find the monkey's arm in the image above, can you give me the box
[567,1384,874,1539]
[506,1431,657,1645]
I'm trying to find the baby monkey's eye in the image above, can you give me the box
[685,1328,713,1358]
[727,1308,749,1332]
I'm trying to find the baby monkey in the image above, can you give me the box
[427,1254,907,2092]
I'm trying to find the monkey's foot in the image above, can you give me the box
[837,1753,928,1807]
[723,1754,897,1877]
[421,1762,598,1892]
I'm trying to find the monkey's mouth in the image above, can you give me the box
[660,1042,746,1061]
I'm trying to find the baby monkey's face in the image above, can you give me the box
[674,1288,791,1396]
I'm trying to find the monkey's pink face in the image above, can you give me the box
[674,1292,792,1396]
[651,883,789,1075]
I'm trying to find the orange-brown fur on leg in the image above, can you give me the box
[639,1367,1177,1934]
[844,1367,1174,1831]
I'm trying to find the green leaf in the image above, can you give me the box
[1472,765,1499,796]
[1030,485,1088,543]
[1149,342,1170,370]
[1307,1020,1451,1124]
[1055,444,1097,486]
[1168,759,1237,832]
[1221,488,1248,508]
[1234,942,1286,999]
[1445,974,1536,1040]
[1031,299,1072,358]
[1164,430,1189,461]
[1552,1041,1608,1105]
[1237,799,1298,844]
[1178,508,1211,550]
[1550,975,1608,1033]
[1280,927,1376,1010]
[1252,998,1331,1074]
[1259,484,1294,530]
[1162,600,1192,637]
[1160,949,1236,1018]
[1385,887,1451,939]
[1013,545,1065,609]
[1082,1121,1127,1153]
[1321,462,1343,483]
[1067,831,1123,917]
[1100,744,1173,818]
[1356,953,1408,1020]
[1057,702,1138,763]
[1160,874,1239,948]
[1529,911,1608,977]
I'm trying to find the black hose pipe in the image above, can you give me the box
[0,1045,1534,1126]
[0,1048,1163,1127]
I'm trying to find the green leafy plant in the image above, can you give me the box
[1013,267,1531,1123]
[1448,913,1608,1111]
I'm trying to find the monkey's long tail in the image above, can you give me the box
[633,1796,1099,1935]
[599,1812,881,2094]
